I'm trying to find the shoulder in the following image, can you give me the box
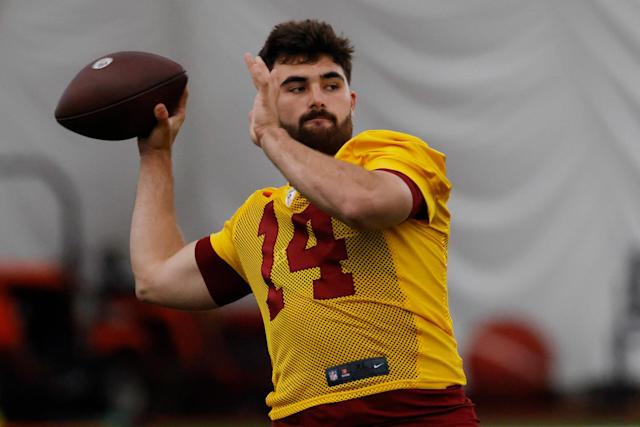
[338,129,443,156]
[355,129,427,144]
[337,129,447,175]
[227,185,287,221]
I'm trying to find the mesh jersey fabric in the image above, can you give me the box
[206,129,466,420]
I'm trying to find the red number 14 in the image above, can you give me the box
[257,201,354,320]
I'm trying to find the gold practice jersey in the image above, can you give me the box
[205,130,466,419]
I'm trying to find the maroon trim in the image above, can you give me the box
[378,169,428,220]
[273,387,479,426]
[194,237,251,306]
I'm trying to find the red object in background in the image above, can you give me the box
[87,295,205,371]
[0,262,68,353]
[467,318,553,399]
[0,292,23,351]
[0,262,67,290]
[0,257,272,419]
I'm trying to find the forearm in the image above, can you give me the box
[130,149,185,282]
[260,127,409,229]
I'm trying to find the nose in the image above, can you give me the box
[307,84,326,110]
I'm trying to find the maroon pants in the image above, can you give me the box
[273,386,479,426]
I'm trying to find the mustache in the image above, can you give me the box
[299,109,337,126]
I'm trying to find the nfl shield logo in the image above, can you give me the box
[285,187,297,207]
[328,370,338,382]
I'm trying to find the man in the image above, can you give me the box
[130,19,479,426]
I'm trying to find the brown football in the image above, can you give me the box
[55,51,187,140]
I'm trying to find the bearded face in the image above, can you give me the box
[280,108,353,155]
[273,55,357,155]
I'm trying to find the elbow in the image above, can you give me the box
[133,270,160,304]
[134,277,152,303]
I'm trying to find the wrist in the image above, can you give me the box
[138,145,173,166]
[259,126,288,151]
[138,140,172,156]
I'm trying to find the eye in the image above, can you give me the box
[325,83,340,91]
[289,86,305,94]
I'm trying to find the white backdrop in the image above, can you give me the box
[2,0,640,392]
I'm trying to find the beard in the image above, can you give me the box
[280,109,353,156]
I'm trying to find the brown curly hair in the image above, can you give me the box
[258,19,354,82]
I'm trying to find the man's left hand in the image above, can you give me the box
[244,53,280,148]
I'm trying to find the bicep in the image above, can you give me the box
[141,240,218,310]
[357,170,415,229]
[374,169,427,220]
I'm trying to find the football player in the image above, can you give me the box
[130,19,479,426]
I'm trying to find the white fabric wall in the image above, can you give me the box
[2,0,640,392]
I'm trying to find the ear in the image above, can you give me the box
[350,91,357,113]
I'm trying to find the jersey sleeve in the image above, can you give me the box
[195,235,251,306]
[210,214,247,281]
[195,202,253,306]
[337,130,451,224]
[377,169,427,220]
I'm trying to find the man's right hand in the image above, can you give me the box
[138,88,189,154]
[130,85,217,310]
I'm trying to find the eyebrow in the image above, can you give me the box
[281,76,307,86]
[321,71,345,82]
[281,71,345,87]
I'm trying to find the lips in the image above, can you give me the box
[305,118,332,126]
[300,110,337,127]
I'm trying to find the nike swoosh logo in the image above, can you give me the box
[373,363,384,369]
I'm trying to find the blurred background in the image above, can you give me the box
[1,0,640,425]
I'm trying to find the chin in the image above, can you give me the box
[281,115,353,155]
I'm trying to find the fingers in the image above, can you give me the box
[244,53,271,91]
[170,87,188,129]
[154,86,188,120]
[154,104,170,129]
[244,53,259,89]
[245,53,279,148]
[152,86,189,132]
[154,103,168,119]
[151,99,181,134]
[176,87,189,115]
[243,52,254,70]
